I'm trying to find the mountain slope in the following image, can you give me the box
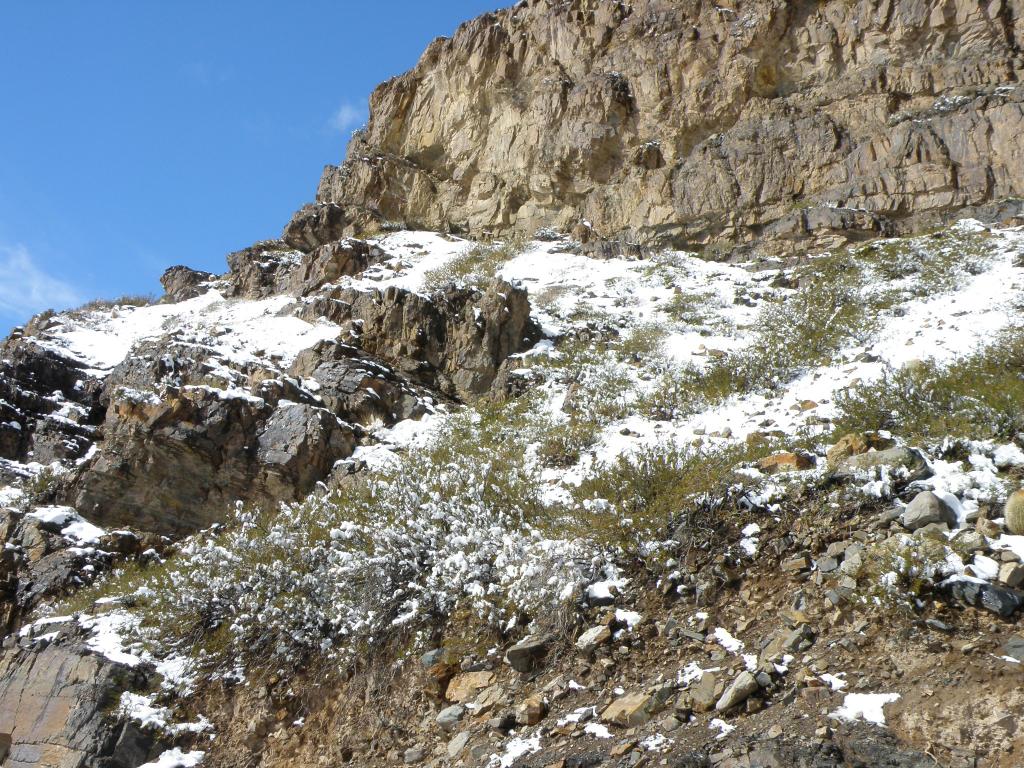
[4,2,1024,768]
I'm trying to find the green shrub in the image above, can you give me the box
[422,237,526,289]
[833,327,1024,444]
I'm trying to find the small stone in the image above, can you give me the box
[602,692,658,727]
[517,695,547,726]
[436,704,465,732]
[659,715,683,733]
[781,554,812,572]
[447,732,471,758]
[1000,562,1024,588]
[817,556,840,573]
[404,747,425,764]
[506,635,550,673]
[576,625,613,653]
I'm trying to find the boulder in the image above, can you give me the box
[827,433,896,466]
[297,280,540,400]
[505,635,549,673]
[436,704,465,732]
[833,447,931,483]
[902,491,958,531]
[689,671,719,713]
[601,692,660,728]
[0,638,155,767]
[575,625,612,653]
[445,671,494,703]
[715,671,761,712]
[159,265,215,302]
[946,580,1024,619]
[282,202,349,252]
[757,452,814,474]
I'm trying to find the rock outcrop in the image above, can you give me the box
[0,337,103,466]
[0,634,154,768]
[306,0,1024,253]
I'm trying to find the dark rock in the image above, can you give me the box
[159,265,215,302]
[946,580,1024,619]
[296,280,540,400]
[505,635,550,673]
[283,202,349,252]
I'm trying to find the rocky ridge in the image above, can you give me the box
[304,0,1024,254]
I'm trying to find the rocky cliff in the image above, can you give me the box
[307,0,1024,253]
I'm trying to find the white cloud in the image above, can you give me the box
[0,244,81,322]
[330,101,368,135]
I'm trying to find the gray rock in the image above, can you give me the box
[447,731,471,758]
[505,635,550,673]
[902,491,958,531]
[834,447,931,483]
[947,580,1024,618]
[1002,635,1024,662]
[436,704,466,732]
[716,670,761,712]
[404,747,426,764]
[420,648,444,667]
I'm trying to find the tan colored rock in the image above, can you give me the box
[0,640,153,766]
[688,672,719,714]
[602,692,659,727]
[575,625,612,653]
[516,694,548,726]
[1000,562,1024,589]
[301,0,1024,255]
[1006,490,1024,535]
[757,452,814,474]
[445,671,495,703]
[826,432,896,466]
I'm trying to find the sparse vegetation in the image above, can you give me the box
[833,326,1024,444]
[422,236,527,289]
[68,294,156,317]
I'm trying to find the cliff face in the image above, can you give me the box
[311,0,1024,252]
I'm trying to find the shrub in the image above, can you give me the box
[833,326,1024,444]
[69,405,593,671]
[422,237,527,289]
[570,442,760,555]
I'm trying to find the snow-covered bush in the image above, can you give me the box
[124,416,596,669]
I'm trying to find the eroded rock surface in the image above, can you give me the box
[308,0,1024,253]
[0,635,154,768]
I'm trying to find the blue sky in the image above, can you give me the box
[0,1,503,331]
